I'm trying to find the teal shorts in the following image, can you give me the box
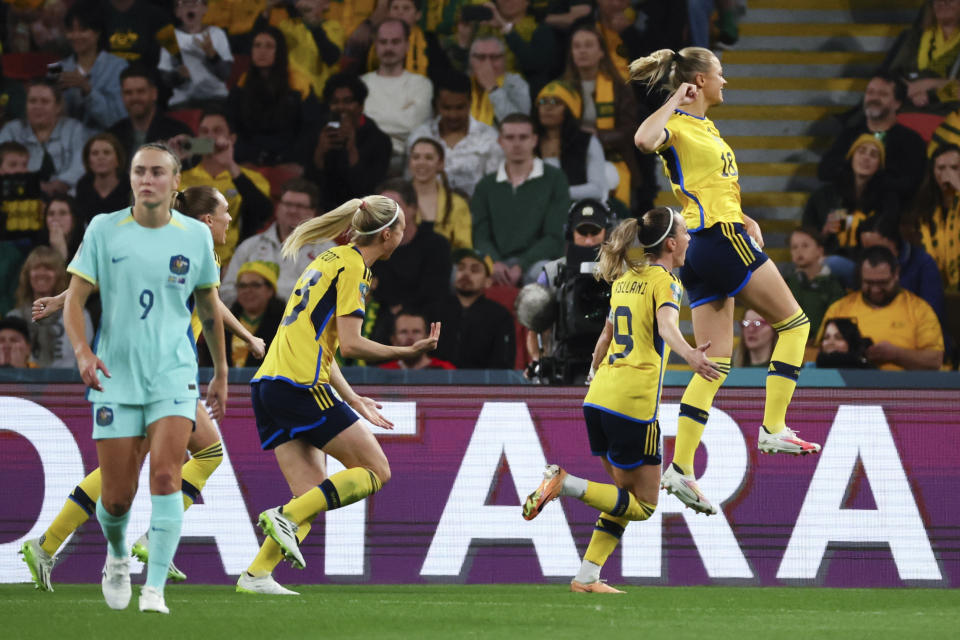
[92,398,197,440]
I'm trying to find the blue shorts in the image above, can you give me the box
[583,406,662,468]
[92,398,197,440]
[680,222,768,308]
[251,379,359,450]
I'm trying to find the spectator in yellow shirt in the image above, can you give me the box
[816,246,944,370]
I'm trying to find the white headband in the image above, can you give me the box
[640,212,675,248]
[354,203,400,235]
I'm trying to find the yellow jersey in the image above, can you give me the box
[179,165,272,266]
[584,265,683,422]
[816,289,944,371]
[253,244,371,387]
[656,110,743,232]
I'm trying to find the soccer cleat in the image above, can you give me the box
[101,554,132,610]
[19,538,54,592]
[522,464,567,521]
[570,580,625,594]
[660,465,718,515]
[258,508,305,569]
[758,426,822,456]
[236,572,300,596]
[131,535,187,582]
[138,586,170,614]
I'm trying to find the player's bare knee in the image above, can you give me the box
[150,468,180,494]
[371,461,391,487]
[102,497,132,516]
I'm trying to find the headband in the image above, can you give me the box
[355,202,400,235]
[672,51,682,65]
[640,212,675,248]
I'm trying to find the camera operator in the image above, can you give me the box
[525,197,615,384]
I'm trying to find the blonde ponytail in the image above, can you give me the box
[281,199,359,260]
[628,46,716,92]
[596,218,644,283]
[280,194,403,260]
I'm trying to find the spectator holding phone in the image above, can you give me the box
[75,133,131,226]
[57,1,129,131]
[179,107,274,265]
[310,72,392,212]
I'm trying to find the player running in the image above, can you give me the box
[237,195,439,595]
[523,208,720,593]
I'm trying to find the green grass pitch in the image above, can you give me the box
[2,584,958,639]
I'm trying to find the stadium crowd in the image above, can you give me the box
[0,0,957,373]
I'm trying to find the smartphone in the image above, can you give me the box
[461,5,493,21]
[46,62,63,80]
[181,136,216,155]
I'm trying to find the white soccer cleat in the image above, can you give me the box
[138,586,170,614]
[758,426,821,456]
[19,538,54,592]
[236,572,300,595]
[258,508,305,569]
[660,465,718,515]
[101,554,132,610]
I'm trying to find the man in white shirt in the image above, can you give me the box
[220,178,334,306]
[361,18,433,174]
[405,70,502,197]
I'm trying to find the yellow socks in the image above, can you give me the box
[763,310,809,434]
[181,440,223,509]
[281,467,383,524]
[41,468,102,556]
[581,481,656,521]
[247,519,314,577]
[674,358,730,475]
[248,468,383,576]
[583,514,630,567]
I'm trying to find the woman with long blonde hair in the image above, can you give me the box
[631,47,821,516]
[241,194,440,594]
[522,207,717,593]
